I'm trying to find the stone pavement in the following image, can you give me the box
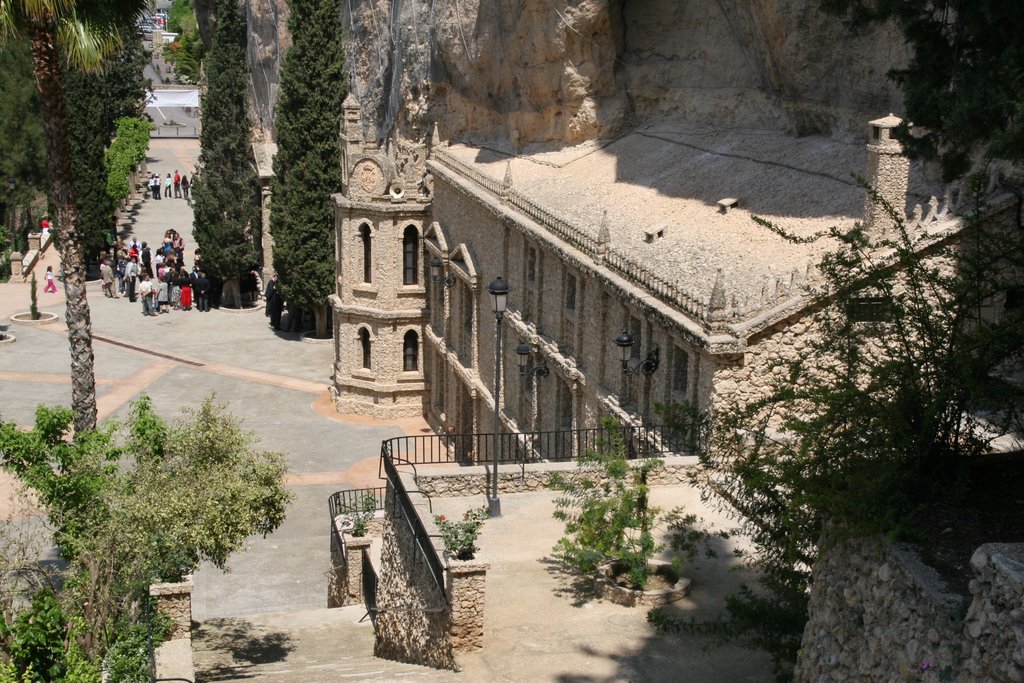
[0,136,771,681]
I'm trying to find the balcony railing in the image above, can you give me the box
[380,423,685,471]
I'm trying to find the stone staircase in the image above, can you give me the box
[191,605,454,682]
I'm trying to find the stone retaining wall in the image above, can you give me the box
[796,538,1024,682]
[328,521,372,608]
[373,471,489,670]
[414,455,698,498]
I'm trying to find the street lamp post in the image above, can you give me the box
[487,276,509,518]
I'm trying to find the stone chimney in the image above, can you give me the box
[864,114,910,237]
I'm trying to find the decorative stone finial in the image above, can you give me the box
[501,160,513,200]
[709,269,727,311]
[596,210,610,257]
[342,92,360,110]
[431,122,441,148]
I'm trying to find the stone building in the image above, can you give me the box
[330,106,962,440]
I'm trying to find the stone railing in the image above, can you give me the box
[796,537,1024,682]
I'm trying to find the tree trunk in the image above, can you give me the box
[29,22,98,434]
[221,277,242,308]
[313,302,329,339]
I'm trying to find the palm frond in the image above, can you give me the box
[56,13,119,69]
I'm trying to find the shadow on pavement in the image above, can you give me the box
[192,617,295,681]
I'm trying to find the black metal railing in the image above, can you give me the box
[380,423,684,469]
[381,450,448,606]
[328,487,387,521]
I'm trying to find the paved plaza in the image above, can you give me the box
[0,138,770,681]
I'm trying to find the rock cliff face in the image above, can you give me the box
[244,0,907,147]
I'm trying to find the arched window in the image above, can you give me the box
[403,226,418,285]
[403,330,419,371]
[359,224,372,283]
[359,328,371,369]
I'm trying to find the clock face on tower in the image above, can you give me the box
[351,159,387,199]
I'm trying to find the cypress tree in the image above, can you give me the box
[192,0,259,306]
[65,68,114,260]
[270,0,345,337]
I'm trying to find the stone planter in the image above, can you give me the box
[301,330,332,344]
[10,311,59,326]
[0,333,15,345]
[596,559,691,607]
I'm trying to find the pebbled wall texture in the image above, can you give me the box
[795,538,1024,683]
[239,0,907,146]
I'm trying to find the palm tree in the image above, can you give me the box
[1,0,147,433]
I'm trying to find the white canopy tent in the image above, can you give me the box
[145,89,199,109]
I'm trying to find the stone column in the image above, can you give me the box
[149,577,193,640]
[446,561,489,653]
[260,185,275,281]
[10,252,23,280]
[329,530,372,608]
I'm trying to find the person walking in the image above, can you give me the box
[139,274,156,316]
[43,265,58,293]
[173,169,181,198]
[180,174,190,202]
[164,173,172,198]
[99,260,117,298]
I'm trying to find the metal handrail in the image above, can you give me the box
[381,449,449,607]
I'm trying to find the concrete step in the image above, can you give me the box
[192,605,454,682]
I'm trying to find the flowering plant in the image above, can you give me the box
[434,507,488,560]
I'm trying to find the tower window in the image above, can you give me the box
[359,328,371,369]
[403,226,418,285]
[360,224,372,283]
[403,330,419,371]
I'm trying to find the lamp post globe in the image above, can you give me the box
[488,276,509,318]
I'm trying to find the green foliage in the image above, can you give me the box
[348,493,378,538]
[821,0,1024,179]
[167,0,198,35]
[434,507,488,560]
[192,0,259,282]
[0,395,292,660]
[270,0,345,330]
[166,29,204,84]
[0,39,46,204]
[551,421,665,588]
[0,590,101,683]
[104,117,152,206]
[102,610,169,683]
[28,273,38,320]
[689,180,1024,679]
[65,69,113,255]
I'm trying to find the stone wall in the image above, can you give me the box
[796,538,1024,683]
[149,577,193,640]
[374,471,490,669]
[328,521,372,608]
[413,456,698,498]
[374,479,456,669]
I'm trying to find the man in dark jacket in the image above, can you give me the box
[141,242,153,277]
[194,271,210,312]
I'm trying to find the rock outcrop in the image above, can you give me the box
[244,0,908,148]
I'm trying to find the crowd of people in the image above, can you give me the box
[148,169,191,202]
[97,230,214,316]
